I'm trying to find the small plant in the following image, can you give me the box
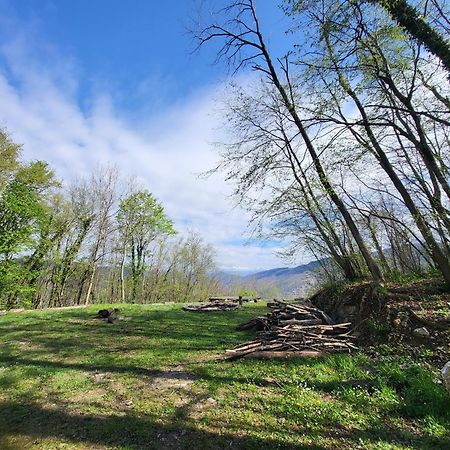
[376,285,389,295]
[436,307,450,316]
[367,318,391,337]
[385,271,424,284]
[420,349,434,359]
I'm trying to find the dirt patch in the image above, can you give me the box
[188,396,218,420]
[65,388,107,405]
[15,340,45,352]
[91,371,112,383]
[150,366,196,391]
[311,277,450,365]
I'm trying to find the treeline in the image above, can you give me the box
[0,131,220,309]
[198,0,450,285]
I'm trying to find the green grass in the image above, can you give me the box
[0,303,449,449]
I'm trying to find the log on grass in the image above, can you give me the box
[225,350,325,361]
[235,317,267,331]
[96,308,119,318]
[209,296,261,303]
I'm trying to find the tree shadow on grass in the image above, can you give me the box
[2,399,447,450]
[0,400,326,450]
[191,361,450,450]
[0,307,257,355]
[0,354,163,378]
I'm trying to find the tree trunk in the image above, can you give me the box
[120,245,126,303]
[84,265,96,305]
[369,0,450,74]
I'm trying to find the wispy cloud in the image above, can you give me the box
[0,23,298,272]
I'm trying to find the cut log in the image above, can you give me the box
[96,308,119,318]
[235,317,266,331]
[278,318,323,326]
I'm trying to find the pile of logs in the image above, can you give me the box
[182,301,240,312]
[183,295,262,312]
[226,300,357,359]
[209,296,260,304]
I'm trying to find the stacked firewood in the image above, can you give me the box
[226,300,357,359]
[209,296,260,304]
[182,301,240,312]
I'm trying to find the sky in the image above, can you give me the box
[0,0,305,273]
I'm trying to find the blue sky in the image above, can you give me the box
[0,0,305,272]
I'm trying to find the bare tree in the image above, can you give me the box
[75,167,118,305]
[196,0,383,280]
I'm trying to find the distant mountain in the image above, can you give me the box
[242,260,321,281]
[217,259,321,299]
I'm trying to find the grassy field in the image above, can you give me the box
[0,303,449,450]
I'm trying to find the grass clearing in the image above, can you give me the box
[0,303,449,449]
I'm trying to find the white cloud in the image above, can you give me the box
[0,31,301,272]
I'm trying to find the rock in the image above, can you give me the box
[412,327,430,338]
[93,372,109,382]
[205,397,217,406]
[442,362,450,393]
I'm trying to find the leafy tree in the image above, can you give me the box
[0,130,20,189]
[117,191,175,303]
[0,130,56,307]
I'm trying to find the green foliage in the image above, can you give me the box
[0,133,56,258]
[0,178,46,255]
[367,318,391,337]
[376,360,450,419]
[236,288,257,297]
[0,261,35,309]
[436,307,450,316]
[0,130,214,309]
[117,190,176,242]
[0,130,20,189]
[370,0,450,74]
[384,270,425,284]
[0,131,57,307]
[118,190,176,303]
